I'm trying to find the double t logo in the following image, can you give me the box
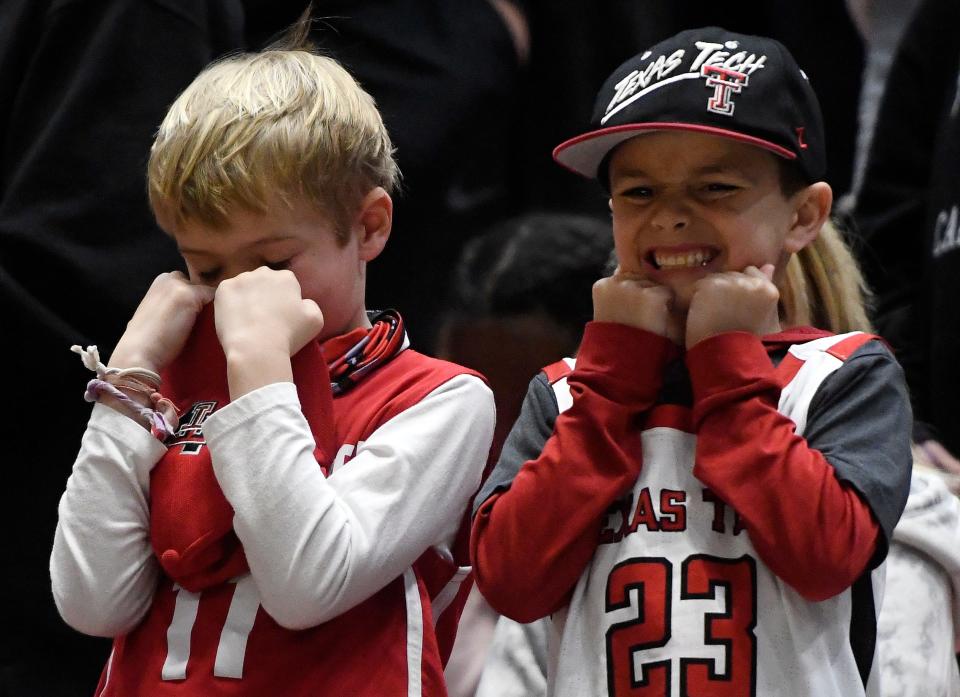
[170,401,217,454]
[701,64,749,116]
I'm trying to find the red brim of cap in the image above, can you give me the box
[552,122,798,179]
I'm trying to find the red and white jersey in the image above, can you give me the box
[472,324,912,697]
[53,344,495,696]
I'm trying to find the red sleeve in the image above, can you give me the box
[686,332,880,601]
[471,322,678,622]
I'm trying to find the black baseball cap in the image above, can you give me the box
[553,27,826,186]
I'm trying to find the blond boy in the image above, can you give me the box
[52,39,494,696]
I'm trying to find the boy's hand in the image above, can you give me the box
[593,270,683,344]
[213,267,324,359]
[109,271,215,374]
[685,264,780,348]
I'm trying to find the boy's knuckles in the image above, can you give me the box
[592,277,613,297]
[301,301,324,324]
[166,284,200,308]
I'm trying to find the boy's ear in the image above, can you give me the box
[355,187,393,261]
[784,182,832,254]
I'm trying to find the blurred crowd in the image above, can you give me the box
[2,1,958,695]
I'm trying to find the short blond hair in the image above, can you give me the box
[147,39,398,243]
[780,218,874,333]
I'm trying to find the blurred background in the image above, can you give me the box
[3,1,957,695]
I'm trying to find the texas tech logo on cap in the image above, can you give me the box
[601,38,767,125]
[702,64,748,116]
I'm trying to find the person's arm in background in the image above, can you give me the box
[851,0,959,468]
[843,0,924,195]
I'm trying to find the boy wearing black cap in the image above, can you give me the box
[471,28,912,697]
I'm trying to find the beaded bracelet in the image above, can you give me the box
[71,345,176,441]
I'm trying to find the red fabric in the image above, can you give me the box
[761,326,834,347]
[150,305,336,592]
[826,332,878,361]
[471,322,679,622]
[100,567,447,697]
[542,358,573,384]
[643,403,693,431]
[320,325,367,361]
[686,331,880,601]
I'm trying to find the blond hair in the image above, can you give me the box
[779,218,874,333]
[147,32,398,243]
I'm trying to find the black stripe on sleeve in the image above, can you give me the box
[849,572,878,688]
[472,373,559,517]
[803,340,913,564]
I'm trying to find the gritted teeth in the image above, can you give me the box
[648,248,719,270]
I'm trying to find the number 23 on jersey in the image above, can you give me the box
[606,554,757,697]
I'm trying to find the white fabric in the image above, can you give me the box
[550,358,577,413]
[162,586,200,680]
[443,587,500,697]
[51,374,494,635]
[50,403,165,636]
[877,469,960,697]
[404,568,424,697]
[778,332,858,435]
[431,565,471,625]
[476,616,548,697]
[212,574,260,679]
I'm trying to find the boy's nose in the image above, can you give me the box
[649,197,691,232]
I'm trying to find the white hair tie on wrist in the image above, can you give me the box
[71,344,175,441]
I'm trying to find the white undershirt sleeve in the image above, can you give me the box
[50,403,166,637]
[202,374,494,630]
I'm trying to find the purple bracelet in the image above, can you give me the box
[84,378,175,441]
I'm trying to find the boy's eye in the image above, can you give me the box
[265,259,291,271]
[619,186,653,199]
[197,267,222,283]
[703,182,740,194]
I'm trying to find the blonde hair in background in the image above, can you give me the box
[147,19,399,243]
[779,218,874,334]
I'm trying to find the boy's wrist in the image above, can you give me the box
[108,345,161,375]
[575,321,680,404]
[686,332,771,402]
[225,345,294,400]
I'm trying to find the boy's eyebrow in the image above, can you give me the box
[178,235,299,255]
[612,166,651,179]
[613,163,747,179]
[618,163,753,185]
[695,164,741,175]
[177,246,212,256]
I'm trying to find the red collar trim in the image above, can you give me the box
[762,326,834,353]
[321,310,407,395]
[321,327,369,364]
